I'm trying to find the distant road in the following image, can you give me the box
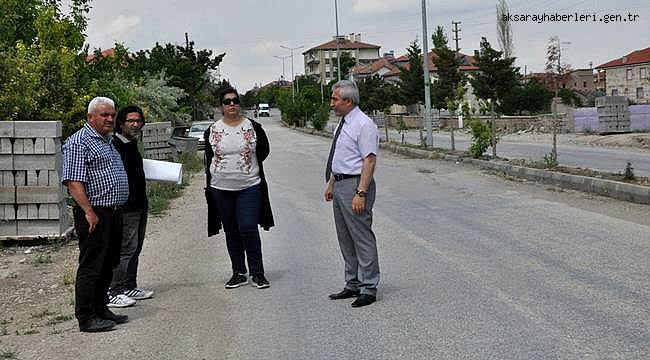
[324,121,650,177]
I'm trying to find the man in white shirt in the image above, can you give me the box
[324,80,380,308]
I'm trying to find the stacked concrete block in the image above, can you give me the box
[0,122,17,235]
[142,122,173,160]
[10,121,69,237]
[595,96,630,133]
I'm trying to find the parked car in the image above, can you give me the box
[188,121,214,150]
[257,103,271,117]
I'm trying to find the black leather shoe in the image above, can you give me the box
[328,288,360,300]
[79,317,116,332]
[351,294,376,307]
[100,310,128,324]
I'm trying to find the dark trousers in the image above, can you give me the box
[110,209,148,293]
[73,206,123,323]
[211,185,264,276]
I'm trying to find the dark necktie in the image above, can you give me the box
[325,117,345,182]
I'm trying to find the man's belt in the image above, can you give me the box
[333,174,360,181]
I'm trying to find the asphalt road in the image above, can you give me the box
[326,122,650,177]
[11,115,650,359]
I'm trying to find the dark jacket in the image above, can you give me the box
[204,118,274,236]
[112,134,148,211]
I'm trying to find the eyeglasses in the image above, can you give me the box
[222,98,240,106]
[124,118,144,123]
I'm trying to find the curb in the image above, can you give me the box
[291,125,650,206]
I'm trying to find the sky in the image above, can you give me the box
[73,0,649,92]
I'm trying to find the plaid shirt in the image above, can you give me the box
[62,123,129,207]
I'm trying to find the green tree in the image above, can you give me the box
[431,26,462,110]
[0,2,90,137]
[357,74,397,113]
[557,88,582,107]
[469,37,520,113]
[431,26,448,50]
[135,71,189,125]
[130,39,225,121]
[398,39,425,105]
[333,51,356,80]
[500,79,553,115]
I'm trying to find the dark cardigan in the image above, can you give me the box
[203,118,275,236]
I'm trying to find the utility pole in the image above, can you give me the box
[452,21,461,53]
[421,0,432,147]
[280,45,304,103]
[450,21,462,152]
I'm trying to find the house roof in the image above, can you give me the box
[383,50,479,78]
[596,47,650,69]
[304,39,380,54]
[86,48,117,62]
[352,57,399,76]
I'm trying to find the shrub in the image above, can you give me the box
[396,116,408,144]
[543,152,558,168]
[469,121,491,158]
[311,104,329,131]
[624,161,635,180]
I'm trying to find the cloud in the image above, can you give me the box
[109,14,141,34]
[352,0,417,14]
[351,0,491,15]
[250,40,285,56]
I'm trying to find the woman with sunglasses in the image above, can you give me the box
[204,87,275,289]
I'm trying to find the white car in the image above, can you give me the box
[257,103,271,117]
[188,121,213,149]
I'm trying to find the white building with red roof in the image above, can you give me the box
[303,33,380,84]
[596,47,650,104]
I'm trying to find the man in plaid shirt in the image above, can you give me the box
[62,96,130,332]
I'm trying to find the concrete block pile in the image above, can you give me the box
[596,96,630,133]
[0,121,70,237]
[142,122,173,160]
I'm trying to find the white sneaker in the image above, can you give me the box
[123,288,154,300]
[107,293,136,308]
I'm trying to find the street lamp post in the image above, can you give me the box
[280,45,304,102]
[334,0,341,82]
[274,55,290,83]
[421,0,433,147]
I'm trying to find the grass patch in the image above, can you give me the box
[61,262,75,285]
[1,351,17,359]
[147,151,203,216]
[31,309,55,319]
[32,253,52,265]
[47,314,74,325]
[176,151,204,173]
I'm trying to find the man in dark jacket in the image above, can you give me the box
[108,105,154,308]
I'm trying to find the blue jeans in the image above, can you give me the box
[211,184,264,276]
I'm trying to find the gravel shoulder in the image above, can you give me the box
[0,172,228,360]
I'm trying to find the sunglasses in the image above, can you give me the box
[222,98,240,105]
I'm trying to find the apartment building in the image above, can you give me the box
[596,47,650,104]
[303,33,380,84]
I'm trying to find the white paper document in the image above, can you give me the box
[142,159,184,184]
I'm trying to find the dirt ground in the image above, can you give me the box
[1,131,648,357]
[0,240,79,341]
[499,131,650,150]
